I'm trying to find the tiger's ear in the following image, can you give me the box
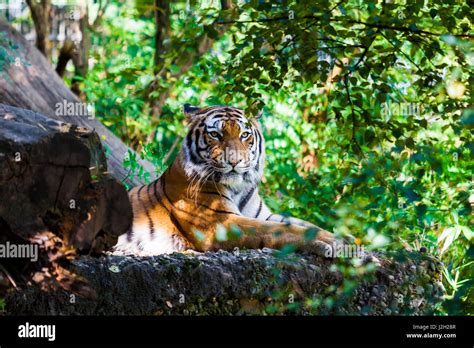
[249,109,263,123]
[183,104,201,120]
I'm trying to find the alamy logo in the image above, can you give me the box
[55,100,95,119]
[381,101,424,118]
[324,243,365,258]
[218,148,250,164]
[378,95,426,120]
[18,322,56,341]
[0,242,38,262]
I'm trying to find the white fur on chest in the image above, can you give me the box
[115,223,180,255]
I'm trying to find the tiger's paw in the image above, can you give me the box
[312,239,382,266]
[304,240,335,257]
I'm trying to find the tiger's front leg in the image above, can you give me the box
[264,213,356,244]
[196,214,336,257]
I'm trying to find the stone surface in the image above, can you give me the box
[6,249,443,315]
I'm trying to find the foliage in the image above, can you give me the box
[73,0,472,315]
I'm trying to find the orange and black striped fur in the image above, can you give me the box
[114,105,336,256]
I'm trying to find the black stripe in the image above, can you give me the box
[152,179,170,213]
[210,114,225,121]
[198,203,236,215]
[254,129,262,172]
[195,128,209,157]
[137,185,146,195]
[185,130,193,150]
[256,129,263,158]
[254,199,263,218]
[169,212,188,237]
[153,179,161,202]
[146,183,156,234]
[213,172,222,182]
[200,190,233,202]
[161,172,173,206]
[228,184,240,195]
[186,131,200,164]
[228,110,244,118]
[238,187,255,211]
[266,213,275,221]
[195,128,201,145]
[137,184,155,235]
[209,112,226,118]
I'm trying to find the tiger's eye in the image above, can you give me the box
[241,132,251,139]
[209,131,220,138]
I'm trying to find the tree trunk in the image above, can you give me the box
[70,3,90,99]
[25,0,51,59]
[0,17,156,187]
[153,0,171,70]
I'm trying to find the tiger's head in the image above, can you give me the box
[180,104,264,190]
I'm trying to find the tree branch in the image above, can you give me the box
[217,15,473,39]
[343,74,365,158]
[55,40,75,77]
[380,32,423,72]
[153,0,171,71]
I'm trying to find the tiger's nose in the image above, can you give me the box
[229,158,242,167]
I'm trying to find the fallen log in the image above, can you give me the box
[0,104,132,248]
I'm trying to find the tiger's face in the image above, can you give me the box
[181,104,264,188]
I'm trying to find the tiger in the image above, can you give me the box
[113,104,340,256]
